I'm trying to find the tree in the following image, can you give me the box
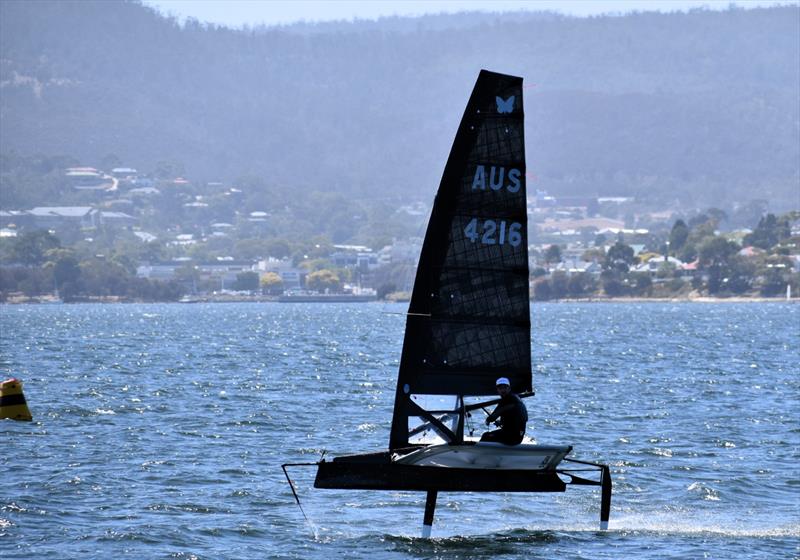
[698,236,739,267]
[697,236,744,295]
[2,266,50,296]
[567,272,597,297]
[688,212,710,228]
[706,208,728,228]
[532,278,552,301]
[233,271,259,292]
[604,242,635,273]
[544,244,562,266]
[45,248,81,299]
[376,282,397,300]
[581,247,605,262]
[629,272,653,296]
[602,275,628,297]
[306,269,341,293]
[264,238,291,259]
[549,271,569,299]
[664,277,687,293]
[703,250,753,295]
[234,238,270,260]
[678,243,698,264]
[78,259,130,296]
[260,272,284,295]
[10,230,61,266]
[174,264,200,291]
[656,261,677,279]
[724,256,754,294]
[758,266,787,297]
[300,258,334,272]
[743,213,790,250]
[669,220,690,254]
[138,241,167,264]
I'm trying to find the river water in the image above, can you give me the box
[1,302,798,559]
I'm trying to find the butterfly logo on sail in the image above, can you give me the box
[496,96,515,113]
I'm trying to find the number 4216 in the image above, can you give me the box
[463,218,522,247]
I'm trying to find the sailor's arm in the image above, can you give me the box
[485,403,515,424]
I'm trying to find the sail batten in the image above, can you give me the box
[390,70,530,450]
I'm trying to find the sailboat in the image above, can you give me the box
[284,70,611,537]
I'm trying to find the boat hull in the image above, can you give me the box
[395,442,572,470]
[314,448,568,492]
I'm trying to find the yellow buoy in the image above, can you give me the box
[0,378,32,421]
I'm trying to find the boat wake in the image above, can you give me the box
[597,513,800,539]
[315,514,799,543]
[334,522,797,559]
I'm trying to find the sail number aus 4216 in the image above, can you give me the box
[464,219,522,247]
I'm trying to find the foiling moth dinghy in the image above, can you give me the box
[282,70,611,537]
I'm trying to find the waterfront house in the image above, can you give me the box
[632,256,685,275]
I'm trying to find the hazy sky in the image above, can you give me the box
[143,0,797,27]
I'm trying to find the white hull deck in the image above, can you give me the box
[394,442,572,470]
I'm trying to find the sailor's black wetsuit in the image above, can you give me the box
[480,393,528,445]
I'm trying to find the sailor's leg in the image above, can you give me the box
[500,429,524,445]
[479,429,502,442]
[422,490,438,538]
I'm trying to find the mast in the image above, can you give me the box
[390,70,530,450]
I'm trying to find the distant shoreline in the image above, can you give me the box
[0,295,796,305]
[540,296,797,303]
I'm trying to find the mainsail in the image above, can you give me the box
[390,70,530,450]
[298,70,612,535]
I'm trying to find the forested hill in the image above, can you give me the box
[1,1,798,210]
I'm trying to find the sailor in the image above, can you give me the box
[480,377,528,445]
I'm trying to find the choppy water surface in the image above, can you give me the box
[1,302,798,559]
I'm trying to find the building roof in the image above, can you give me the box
[100,211,135,219]
[649,255,683,265]
[681,260,700,271]
[29,206,94,217]
[65,167,99,173]
[133,231,157,243]
[539,217,625,232]
[128,187,161,195]
[333,244,372,252]
[633,256,684,273]
[739,246,765,257]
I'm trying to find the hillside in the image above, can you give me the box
[1,1,798,211]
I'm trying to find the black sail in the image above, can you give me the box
[390,70,529,450]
